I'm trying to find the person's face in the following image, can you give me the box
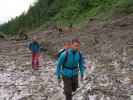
[72,42,80,51]
[32,36,37,41]
[64,42,71,49]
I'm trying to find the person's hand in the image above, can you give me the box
[57,78,62,88]
[87,64,92,69]
[58,78,62,84]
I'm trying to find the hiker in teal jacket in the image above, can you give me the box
[56,39,85,100]
[56,48,85,78]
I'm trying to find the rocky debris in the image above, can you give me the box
[0,38,132,100]
[0,40,62,100]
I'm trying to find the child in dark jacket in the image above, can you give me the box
[29,36,41,70]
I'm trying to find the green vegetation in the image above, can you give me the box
[0,0,133,35]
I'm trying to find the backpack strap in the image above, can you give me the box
[79,52,82,62]
[63,49,69,66]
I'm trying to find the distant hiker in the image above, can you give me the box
[69,23,73,29]
[58,28,63,33]
[56,38,85,100]
[29,35,41,70]
[69,22,73,32]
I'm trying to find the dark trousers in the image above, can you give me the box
[63,75,78,100]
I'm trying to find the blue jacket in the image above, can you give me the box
[29,41,40,53]
[56,48,85,79]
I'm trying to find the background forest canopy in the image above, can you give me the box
[0,0,133,36]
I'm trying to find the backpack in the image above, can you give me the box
[57,49,69,65]
[57,49,66,58]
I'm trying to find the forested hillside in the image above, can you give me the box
[0,0,133,35]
